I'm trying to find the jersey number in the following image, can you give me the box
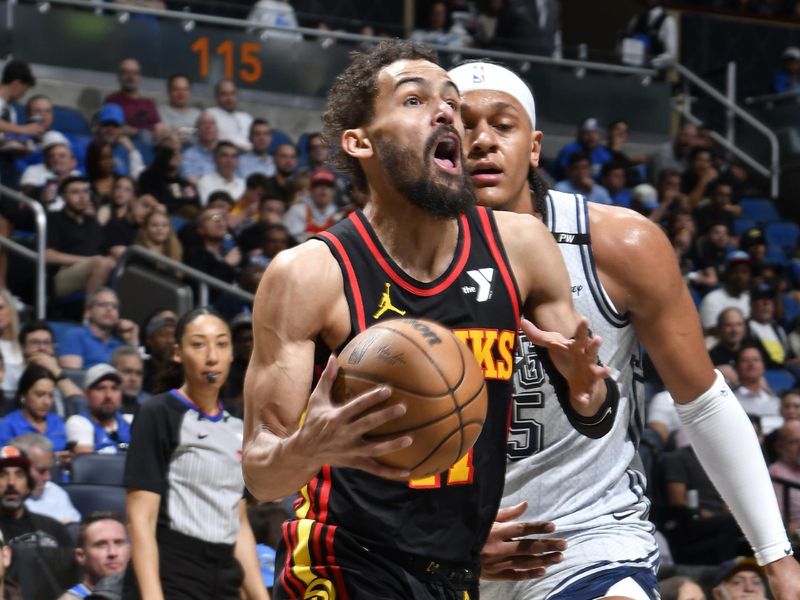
[507,334,546,460]
[408,449,474,489]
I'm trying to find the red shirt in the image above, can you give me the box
[105,92,161,131]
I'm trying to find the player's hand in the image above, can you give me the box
[297,355,413,480]
[521,317,610,417]
[480,502,566,581]
[765,555,800,599]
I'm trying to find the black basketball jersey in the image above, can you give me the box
[292,206,521,568]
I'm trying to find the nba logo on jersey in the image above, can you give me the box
[471,64,485,83]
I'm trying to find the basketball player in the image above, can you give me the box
[243,41,616,599]
[448,61,800,599]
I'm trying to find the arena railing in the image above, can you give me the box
[0,184,46,319]
[115,245,254,308]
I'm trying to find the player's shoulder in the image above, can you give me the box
[587,201,672,258]
[262,239,340,288]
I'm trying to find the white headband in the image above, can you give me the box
[449,62,536,131]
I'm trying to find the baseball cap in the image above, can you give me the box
[725,249,752,267]
[750,282,775,300]
[740,226,766,249]
[783,46,800,61]
[84,364,122,390]
[97,103,124,126]
[145,314,176,339]
[0,446,30,472]
[230,312,253,333]
[309,167,336,187]
[580,117,600,132]
[631,183,658,210]
[41,131,71,152]
[714,557,765,586]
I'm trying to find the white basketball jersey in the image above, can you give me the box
[482,192,658,599]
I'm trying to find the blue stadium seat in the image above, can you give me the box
[765,221,800,255]
[170,215,187,233]
[782,293,800,328]
[52,106,90,136]
[739,199,780,224]
[765,245,789,266]
[64,483,127,519]
[765,369,797,395]
[70,453,126,486]
[268,128,294,154]
[733,218,756,237]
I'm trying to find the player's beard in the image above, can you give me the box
[376,128,476,219]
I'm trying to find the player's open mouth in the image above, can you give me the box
[470,161,503,185]
[432,135,461,174]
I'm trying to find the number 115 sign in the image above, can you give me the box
[190,37,263,84]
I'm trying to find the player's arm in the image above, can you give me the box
[242,242,413,502]
[495,211,612,422]
[597,208,800,593]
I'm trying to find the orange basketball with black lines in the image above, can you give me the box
[332,317,487,480]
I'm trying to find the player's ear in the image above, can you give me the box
[342,128,373,160]
[529,130,543,170]
[171,343,182,364]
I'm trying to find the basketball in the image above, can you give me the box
[332,317,488,480]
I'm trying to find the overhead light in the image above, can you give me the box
[37,2,51,13]
[118,11,130,24]
[182,19,195,32]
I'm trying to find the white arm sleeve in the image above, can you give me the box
[675,370,792,565]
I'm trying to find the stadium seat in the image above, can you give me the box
[765,245,790,266]
[46,320,81,345]
[52,106,90,136]
[765,221,800,255]
[64,483,127,519]
[739,199,780,224]
[733,218,756,237]
[70,453,126,486]
[764,369,796,395]
[782,293,800,328]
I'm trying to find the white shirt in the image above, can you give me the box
[26,481,81,524]
[735,385,781,432]
[207,107,254,152]
[0,339,23,398]
[283,196,338,243]
[647,390,690,448]
[699,288,751,330]
[158,104,202,143]
[197,171,246,206]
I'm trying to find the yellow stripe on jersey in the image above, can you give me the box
[290,519,317,588]
[296,484,312,519]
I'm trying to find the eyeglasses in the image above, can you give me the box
[119,369,143,377]
[32,466,50,475]
[92,301,120,310]
[24,338,53,348]
[203,213,225,223]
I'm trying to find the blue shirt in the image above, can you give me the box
[57,325,123,369]
[66,583,90,598]
[553,180,613,205]
[238,152,276,179]
[181,144,215,180]
[554,142,613,180]
[256,543,275,586]
[0,409,67,451]
[85,411,131,453]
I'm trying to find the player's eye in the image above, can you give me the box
[445,99,458,110]
[404,96,421,106]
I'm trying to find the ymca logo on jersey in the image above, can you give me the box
[463,268,494,302]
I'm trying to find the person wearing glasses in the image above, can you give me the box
[0,366,67,451]
[57,289,139,370]
[110,347,148,417]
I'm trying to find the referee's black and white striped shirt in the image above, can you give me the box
[123,389,244,544]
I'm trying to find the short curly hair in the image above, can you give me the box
[322,40,438,193]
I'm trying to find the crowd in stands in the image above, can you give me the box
[0,14,796,592]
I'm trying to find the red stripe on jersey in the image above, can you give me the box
[349,212,472,297]
[311,521,327,580]
[318,231,367,332]
[317,464,333,523]
[279,521,303,599]
[476,207,521,331]
[306,476,318,520]
[326,524,351,600]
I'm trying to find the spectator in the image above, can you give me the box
[237,198,287,256]
[141,312,176,395]
[648,124,699,183]
[699,250,752,333]
[181,111,218,184]
[410,1,472,47]
[19,132,81,212]
[0,366,67,451]
[648,168,689,225]
[765,389,800,462]
[91,104,145,180]
[10,433,79,525]
[264,143,297,203]
[123,308,267,599]
[0,529,21,600]
[103,59,163,140]
[207,80,253,153]
[105,193,159,259]
[709,307,747,379]
[773,46,800,94]
[110,347,148,417]
[45,177,116,300]
[747,283,800,377]
[0,60,44,187]
[692,221,731,290]
[14,94,62,173]
[283,167,339,243]
[237,119,275,179]
[228,173,270,233]
[301,132,329,172]
[733,343,781,423]
[0,445,72,549]
[553,151,613,205]
[740,226,768,264]
[182,207,242,302]
[66,364,130,455]
[552,118,612,181]
[624,0,677,66]
[96,176,136,227]
[133,209,183,279]
[629,182,659,218]
[682,147,720,209]
[156,74,200,146]
[599,161,631,207]
[197,142,245,206]
[0,291,21,402]
[247,223,291,269]
[658,576,706,600]
[603,119,646,182]
[693,179,740,235]
[57,288,134,370]
[768,420,800,536]
[248,0,303,41]
[712,557,767,600]
[220,312,252,418]
[646,388,687,448]
[58,513,129,600]
[137,144,198,215]
[18,321,84,418]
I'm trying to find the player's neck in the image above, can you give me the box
[363,199,460,283]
